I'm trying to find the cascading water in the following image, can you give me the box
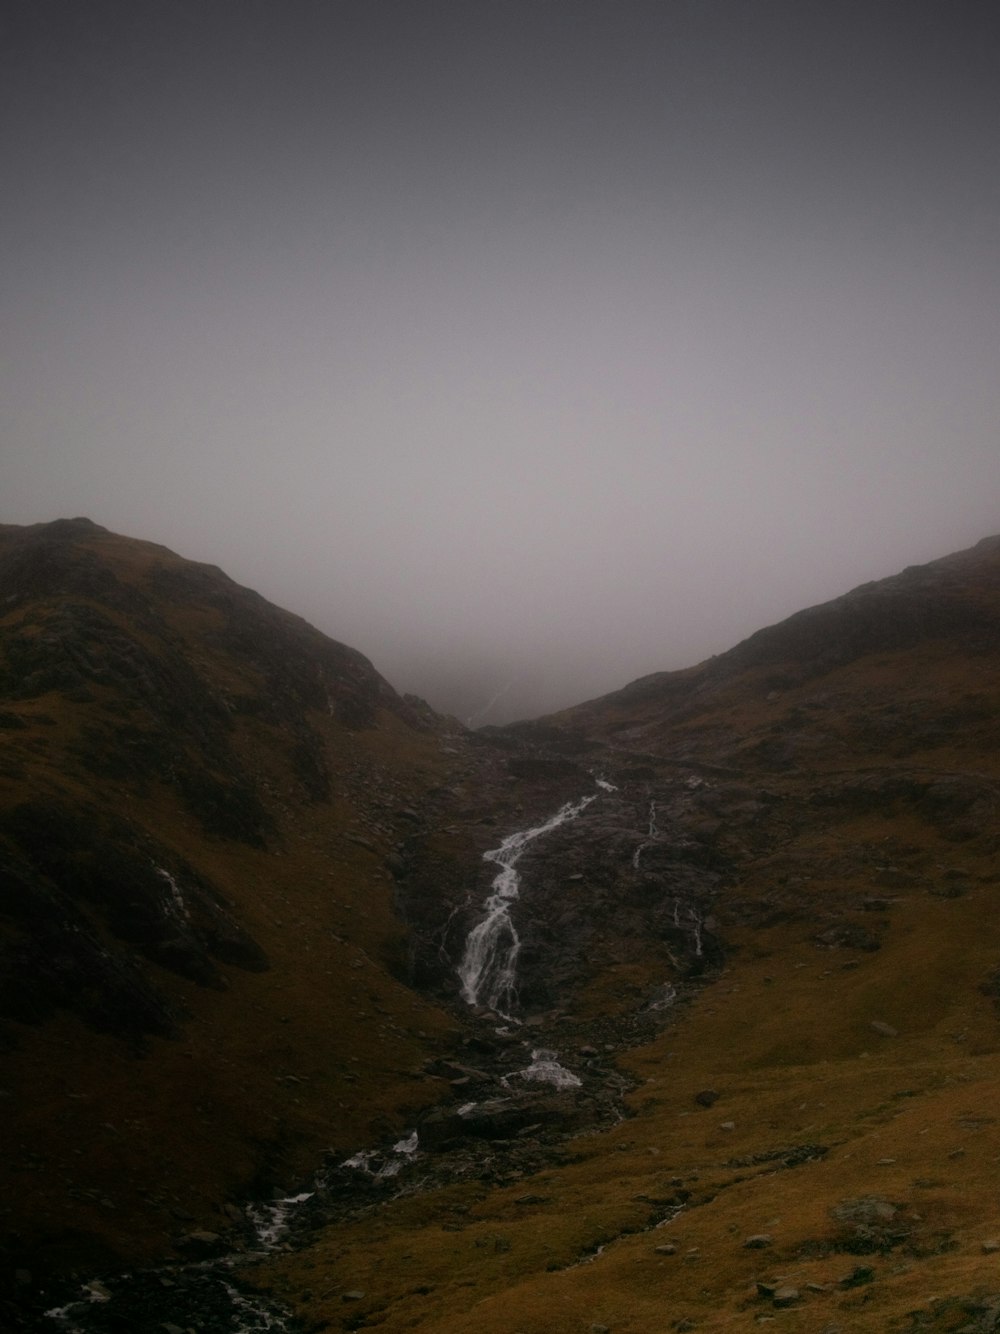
[457,793,597,1015]
[632,799,658,868]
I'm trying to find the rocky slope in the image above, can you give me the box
[5,520,1000,1334]
[0,519,469,1292]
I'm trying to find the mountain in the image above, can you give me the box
[0,520,465,1272]
[4,519,1000,1333]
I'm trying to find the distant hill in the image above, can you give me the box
[5,519,1000,1334]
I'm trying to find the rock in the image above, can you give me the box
[870,1020,899,1037]
[772,1286,800,1308]
[743,1234,773,1249]
[832,1193,907,1252]
[174,1230,225,1257]
[694,1089,719,1107]
[756,1281,777,1298]
[983,1239,1000,1253]
[342,1290,365,1301]
[838,1264,876,1288]
[719,1120,736,1131]
[418,1090,587,1149]
[654,1243,677,1255]
[814,925,882,951]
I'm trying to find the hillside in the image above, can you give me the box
[250,536,1000,1334]
[5,521,1000,1333]
[0,519,472,1287]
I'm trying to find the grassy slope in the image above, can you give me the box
[260,807,1000,1333]
[258,543,1000,1332]
[0,523,467,1272]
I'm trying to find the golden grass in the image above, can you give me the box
[255,790,1000,1332]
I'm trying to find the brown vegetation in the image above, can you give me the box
[4,520,1000,1331]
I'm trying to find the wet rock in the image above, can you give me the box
[418,1091,582,1149]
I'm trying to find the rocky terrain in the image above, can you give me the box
[3,519,1000,1332]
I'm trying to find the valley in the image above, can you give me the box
[3,520,1000,1332]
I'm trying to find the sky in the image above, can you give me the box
[3,1,999,724]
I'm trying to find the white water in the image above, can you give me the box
[457,793,597,1014]
[155,866,190,921]
[339,1129,419,1181]
[506,1048,582,1090]
[222,1281,295,1332]
[466,681,514,728]
[648,983,677,1011]
[46,1273,295,1334]
[632,800,658,868]
[245,1192,315,1247]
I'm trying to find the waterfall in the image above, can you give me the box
[633,798,658,867]
[457,793,597,1014]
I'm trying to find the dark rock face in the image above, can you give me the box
[0,798,268,1040]
[0,519,426,838]
[0,847,181,1039]
[0,518,442,1042]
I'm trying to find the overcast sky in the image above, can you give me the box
[3,1,999,723]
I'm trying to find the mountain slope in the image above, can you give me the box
[0,518,470,1283]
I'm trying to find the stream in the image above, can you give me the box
[456,784,610,1015]
[26,776,698,1333]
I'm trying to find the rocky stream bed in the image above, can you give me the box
[17,774,725,1332]
[21,1005,682,1334]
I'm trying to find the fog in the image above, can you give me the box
[4,2,999,723]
